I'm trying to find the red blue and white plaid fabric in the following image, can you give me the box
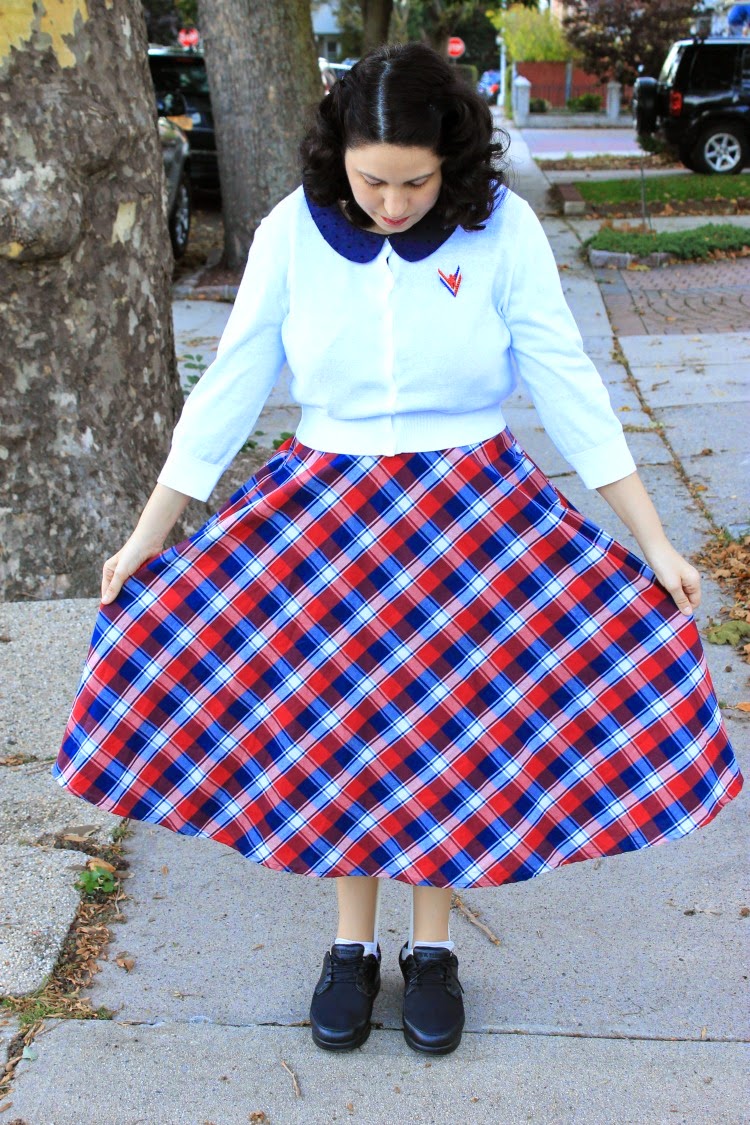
[52,427,743,888]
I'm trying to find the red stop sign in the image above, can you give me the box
[178,27,200,48]
[447,36,465,59]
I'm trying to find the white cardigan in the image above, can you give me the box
[158,182,636,502]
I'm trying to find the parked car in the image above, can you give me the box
[477,69,502,105]
[632,36,750,173]
[320,58,353,93]
[157,95,192,259]
[148,45,219,191]
[150,46,340,186]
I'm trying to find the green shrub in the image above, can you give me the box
[455,62,478,87]
[530,96,551,113]
[586,223,750,260]
[567,92,602,112]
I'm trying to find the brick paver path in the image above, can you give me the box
[595,258,750,336]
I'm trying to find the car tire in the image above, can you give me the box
[692,123,748,174]
[168,172,192,259]
[632,77,658,135]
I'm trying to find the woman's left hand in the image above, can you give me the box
[640,540,702,616]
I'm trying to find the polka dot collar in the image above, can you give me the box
[303,184,461,263]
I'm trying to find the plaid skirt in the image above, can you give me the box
[52,426,743,888]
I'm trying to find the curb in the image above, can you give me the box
[588,248,678,268]
[556,183,587,215]
[173,283,239,302]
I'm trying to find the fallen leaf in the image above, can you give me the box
[115,951,135,971]
[86,857,116,873]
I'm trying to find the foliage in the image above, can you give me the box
[562,0,701,85]
[586,222,750,260]
[574,173,750,206]
[567,92,602,112]
[529,96,551,112]
[486,3,571,62]
[75,868,118,896]
[142,0,198,43]
[329,0,364,57]
[455,61,479,85]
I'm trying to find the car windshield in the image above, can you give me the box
[659,42,686,85]
[150,57,210,97]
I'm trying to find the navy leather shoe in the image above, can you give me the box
[309,942,381,1051]
[399,942,465,1055]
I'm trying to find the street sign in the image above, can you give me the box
[447,37,465,59]
[178,27,200,48]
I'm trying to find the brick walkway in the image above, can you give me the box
[595,258,750,336]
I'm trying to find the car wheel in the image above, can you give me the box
[632,77,658,135]
[168,172,192,258]
[693,124,748,174]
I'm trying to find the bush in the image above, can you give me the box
[585,223,750,260]
[455,62,478,88]
[529,96,551,113]
[567,92,602,112]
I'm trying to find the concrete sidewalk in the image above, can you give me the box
[1,122,748,1123]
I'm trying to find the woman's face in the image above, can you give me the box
[343,143,443,234]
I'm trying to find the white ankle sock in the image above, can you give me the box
[333,937,379,958]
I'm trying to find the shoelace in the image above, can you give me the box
[325,948,377,987]
[406,954,465,994]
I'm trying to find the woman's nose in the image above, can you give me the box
[381,191,409,218]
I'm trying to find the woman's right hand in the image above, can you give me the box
[99,482,193,605]
[101,533,165,605]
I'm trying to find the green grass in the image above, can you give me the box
[574,173,750,206]
[586,223,750,260]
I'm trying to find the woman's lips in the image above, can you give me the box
[379,214,410,227]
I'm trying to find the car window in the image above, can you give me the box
[659,42,686,85]
[742,47,750,92]
[688,45,737,92]
[149,57,210,98]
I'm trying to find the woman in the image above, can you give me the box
[52,43,743,1057]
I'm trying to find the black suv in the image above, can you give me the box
[633,37,749,173]
[148,46,219,191]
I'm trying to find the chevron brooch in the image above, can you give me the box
[438,265,462,297]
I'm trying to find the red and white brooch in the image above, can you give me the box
[438,265,462,297]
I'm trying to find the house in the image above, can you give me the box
[313,2,343,61]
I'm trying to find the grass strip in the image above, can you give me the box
[574,173,750,206]
[586,222,750,259]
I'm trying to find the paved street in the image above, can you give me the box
[595,258,750,336]
[520,126,643,159]
[1,122,748,1123]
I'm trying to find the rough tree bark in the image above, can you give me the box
[0,1,183,601]
[198,0,322,269]
[362,0,393,51]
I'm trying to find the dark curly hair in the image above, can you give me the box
[299,42,508,232]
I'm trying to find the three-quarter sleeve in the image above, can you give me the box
[157,212,290,502]
[498,199,637,489]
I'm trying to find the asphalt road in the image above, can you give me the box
[521,126,643,158]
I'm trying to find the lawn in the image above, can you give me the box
[574,173,750,207]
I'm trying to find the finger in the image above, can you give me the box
[670,586,694,616]
[102,566,128,605]
[101,558,118,601]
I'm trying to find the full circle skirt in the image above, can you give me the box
[52,427,744,888]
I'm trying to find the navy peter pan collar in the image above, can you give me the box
[303,183,460,263]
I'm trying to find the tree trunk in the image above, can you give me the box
[362,0,393,51]
[0,1,183,601]
[198,0,322,269]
